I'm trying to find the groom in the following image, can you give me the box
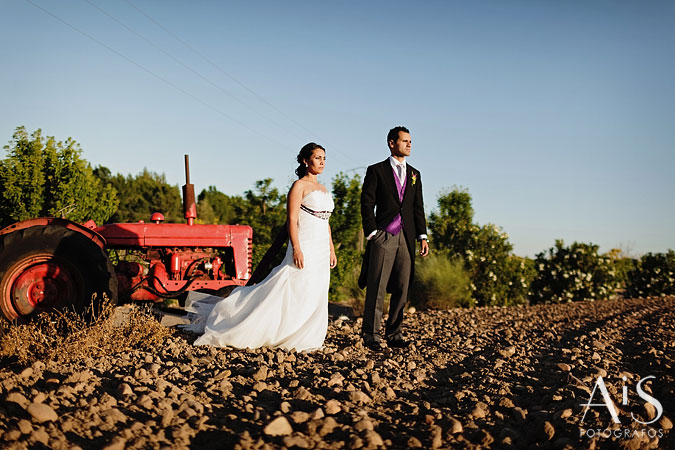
[359,126,429,352]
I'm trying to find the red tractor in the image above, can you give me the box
[0,156,253,321]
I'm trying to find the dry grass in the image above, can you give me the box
[0,296,173,365]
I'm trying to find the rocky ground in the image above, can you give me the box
[1,297,673,450]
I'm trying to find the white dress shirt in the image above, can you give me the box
[389,155,406,185]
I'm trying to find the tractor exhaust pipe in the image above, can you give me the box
[183,154,197,225]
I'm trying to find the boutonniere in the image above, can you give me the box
[411,172,417,185]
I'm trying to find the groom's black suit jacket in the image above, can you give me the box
[358,159,427,289]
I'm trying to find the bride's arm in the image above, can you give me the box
[328,225,337,269]
[287,181,304,269]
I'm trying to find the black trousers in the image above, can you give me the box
[361,230,411,342]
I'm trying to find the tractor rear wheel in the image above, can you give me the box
[0,225,118,321]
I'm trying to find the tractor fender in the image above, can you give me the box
[0,218,106,250]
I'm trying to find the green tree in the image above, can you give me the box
[328,172,364,303]
[197,186,237,224]
[232,179,287,269]
[465,223,515,305]
[428,187,533,306]
[428,186,474,256]
[0,126,118,228]
[98,168,183,224]
[195,196,217,224]
[329,173,363,248]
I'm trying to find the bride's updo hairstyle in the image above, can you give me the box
[295,142,325,179]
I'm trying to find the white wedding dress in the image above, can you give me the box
[183,190,334,352]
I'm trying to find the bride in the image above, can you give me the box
[183,143,337,351]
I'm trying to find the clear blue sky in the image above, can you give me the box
[1,0,673,257]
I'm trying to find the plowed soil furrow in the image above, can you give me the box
[0,297,672,450]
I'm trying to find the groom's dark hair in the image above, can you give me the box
[387,126,410,144]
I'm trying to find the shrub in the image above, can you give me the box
[464,223,529,306]
[428,187,531,306]
[410,253,473,309]
[330,247,365,305]
[605,248,635,291]
[504,255,536,306]
[530,240,621,304]
[626,250,675,297]
[335,263,367,316]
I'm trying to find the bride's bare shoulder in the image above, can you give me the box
[289,179,309,196]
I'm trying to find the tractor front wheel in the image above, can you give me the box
[0,225,118,321]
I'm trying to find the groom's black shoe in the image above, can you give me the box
[387,337,410,349]
[364,340,384,353]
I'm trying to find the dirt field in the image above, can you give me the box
[1,297,673,449]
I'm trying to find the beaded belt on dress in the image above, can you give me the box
[300,204,331,220]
